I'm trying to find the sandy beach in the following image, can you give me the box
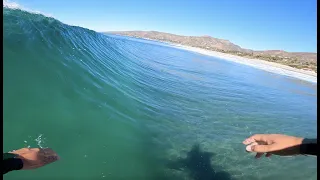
[168,43,317,84]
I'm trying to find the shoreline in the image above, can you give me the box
[110,34,317,84]
[169,43,317,84]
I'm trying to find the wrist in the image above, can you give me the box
[3,153,24,173]
[299,138,317,155]
[295,137,304,146]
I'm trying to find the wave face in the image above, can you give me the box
[4,7,317,180]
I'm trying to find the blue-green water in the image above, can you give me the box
[4,7,317,180]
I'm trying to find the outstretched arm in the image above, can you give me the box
[243,134,317,158]
[3,148,59,175]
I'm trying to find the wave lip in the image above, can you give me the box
[3,0,53,17]
[3,0,21,10]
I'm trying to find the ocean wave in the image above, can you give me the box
[3,5,317,180]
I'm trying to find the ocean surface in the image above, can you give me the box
[3,7,317,180]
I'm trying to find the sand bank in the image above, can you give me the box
[170,44,317,84]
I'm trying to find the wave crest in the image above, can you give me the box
[3,0,53,17]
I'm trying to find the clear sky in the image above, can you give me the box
[8,0,317,52]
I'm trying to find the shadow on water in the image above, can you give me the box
[167,144,232,180]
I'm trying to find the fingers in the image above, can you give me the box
[265,153,272,157]
[251,144,276,153]
[243,138,255,145]
[255,153,264,159]
[39,148,60,164]
[40,148,55,155]
[42,154,59,164]
[254,153,272,159]
[244,134,275,159]
[245,142,258,152]
[255,153,272,159]
[243,134,268,145]
[30,148,40,152]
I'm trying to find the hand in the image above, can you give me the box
[242,134,304,158]
[11,148,59,170]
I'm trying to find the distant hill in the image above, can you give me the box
[105,31,317,72]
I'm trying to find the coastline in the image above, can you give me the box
[109,34,317,84]
[169,43,317,84]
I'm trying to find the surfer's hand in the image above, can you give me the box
[243,134,303,158]
[10,148,59,170]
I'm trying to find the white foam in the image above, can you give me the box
[3,0,19,9]
[3,0,95,31]
[3,0,54,17]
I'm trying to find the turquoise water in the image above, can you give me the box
[4,8,317,180]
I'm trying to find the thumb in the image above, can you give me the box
[251,145,275,153]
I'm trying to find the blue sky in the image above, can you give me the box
[9,0,317,52]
